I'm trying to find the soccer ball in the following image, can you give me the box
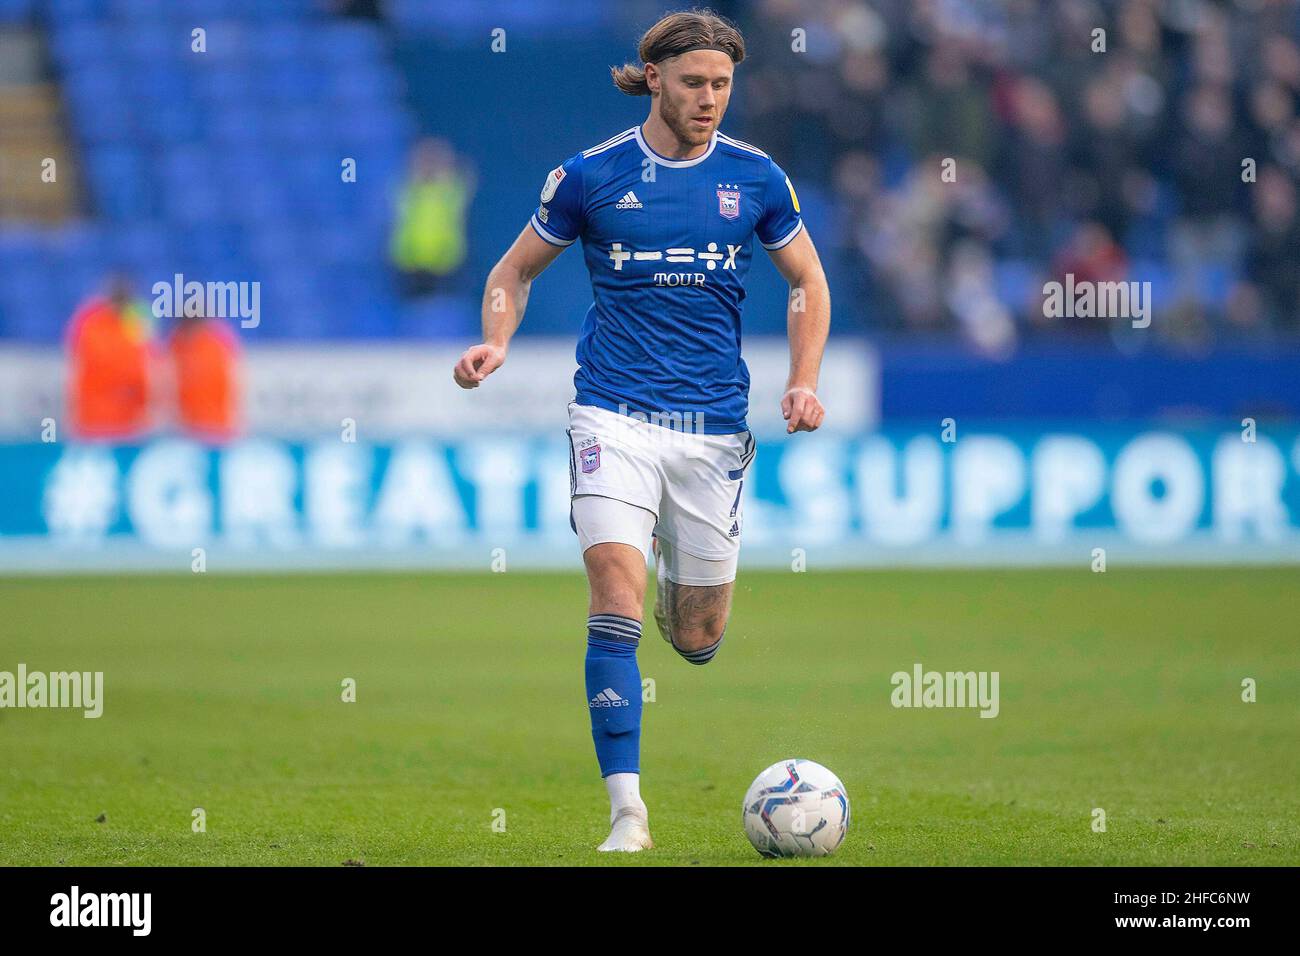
[742,758,850,858]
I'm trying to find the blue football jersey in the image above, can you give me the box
[529,125,803,434]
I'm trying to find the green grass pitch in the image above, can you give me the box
[0,567,1296,866]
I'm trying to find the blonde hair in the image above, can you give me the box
[610,8,746,96]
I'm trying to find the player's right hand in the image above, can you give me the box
[453,343,506,389]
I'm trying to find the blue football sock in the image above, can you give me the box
[585,614,643,777]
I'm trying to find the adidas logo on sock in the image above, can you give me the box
[615,191,643,209]
[590,688,630,708]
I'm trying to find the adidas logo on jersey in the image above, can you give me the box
[615,191,643,210]
[728,521,740,537]
[590,688,629,708]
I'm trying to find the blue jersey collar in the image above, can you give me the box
[634,124,717,168]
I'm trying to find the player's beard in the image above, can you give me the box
[657,91,714,149]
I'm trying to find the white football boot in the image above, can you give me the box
[597,807,654,853]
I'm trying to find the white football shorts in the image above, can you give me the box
[567,402,756,586]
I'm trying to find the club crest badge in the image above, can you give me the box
[580,444,602,474]
[717,187,740,220]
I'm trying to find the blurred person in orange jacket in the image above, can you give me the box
[166,303,242,443]
[65,275,155,440]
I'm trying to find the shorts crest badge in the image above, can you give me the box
[580,444,602,474]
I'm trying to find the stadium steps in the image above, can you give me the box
[0,82,80,223]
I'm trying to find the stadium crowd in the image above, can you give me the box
[739,0,1300,352]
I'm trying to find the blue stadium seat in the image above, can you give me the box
[47,0,109,21]
[316,22,386,63]
[169,0,242,18]
[0,0,36,23]
[388,0,613,35]
[69,98,135,144]
[48,23,113,63]
[268,104,335,146]
[137,103,204,144]
[174,219,241,261]
[108,0,171,21]
[112,223,171,273]
[0,271,58,342]
[118,23,184,62]
[84,146,153,220]
[247,22,308,62]
[192,64,255,103]
[215,150,274,188]
[328,67,403,108]
[258,63,323,103]
[206,106,268,146]
[192,21,254,64]
[15,0,423,342]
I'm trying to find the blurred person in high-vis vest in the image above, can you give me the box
[390,136,476,298]
[65,275,154,440]
[166,305,241,443]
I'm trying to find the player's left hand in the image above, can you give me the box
[781,386,824,433]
